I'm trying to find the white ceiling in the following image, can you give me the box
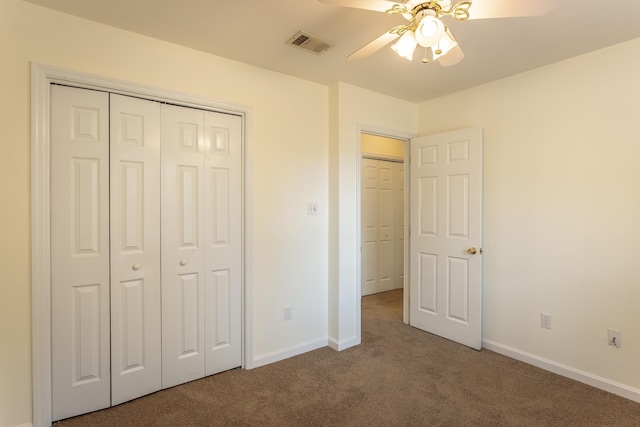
[24,0,640,103]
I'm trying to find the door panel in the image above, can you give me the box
[361,159,379,296]
[51,85,111,421]
[418,253,438,313]
[161,104,206,388]
[378,162,394,292]
[109,94,162,405]
[410,128,482,349]
[204,112,242,376]
[394,163,405,289]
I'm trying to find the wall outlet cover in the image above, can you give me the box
[541,313,552,330]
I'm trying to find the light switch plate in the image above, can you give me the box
[307,202,319,215]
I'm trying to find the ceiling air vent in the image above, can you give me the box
[286,31,335,55]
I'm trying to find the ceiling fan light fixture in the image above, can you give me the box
[391,30,417,61]
[431,28,458,60]
[415,15,445,47]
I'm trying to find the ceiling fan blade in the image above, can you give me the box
[437,44,464,67]
[348,31,400,61]
[467,0,558,19]
[318,0,401,13]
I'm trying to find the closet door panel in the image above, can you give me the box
[51,85,111,421]
[377,162,394,293]
[395,163,405,289]
[110,94,162,405]
[204,113,242,375]
[161,104,206,388]
[361,159,379,296]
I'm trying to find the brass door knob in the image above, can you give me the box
[467,247,477,255]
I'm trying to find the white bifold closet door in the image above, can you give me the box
[109,94,162,405]
[51,85,242,421]
[51,87,162,420]
[51,85,112,421]
[161,104,242,388]
[361,158,404,296]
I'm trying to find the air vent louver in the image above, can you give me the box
[286,31,335,55]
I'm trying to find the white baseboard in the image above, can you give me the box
[328,335,360,351]
[482,339,640,403]
[13,423,33,427]
[251,338,328,369]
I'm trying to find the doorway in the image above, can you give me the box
[359,132,409,310]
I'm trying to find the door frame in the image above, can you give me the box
[31,63,253,427]
[356,125,414,337]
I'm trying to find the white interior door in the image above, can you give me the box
[409,128,483,349]
[203,111,243,375]
[109,94,162,404]
[161,104,207,388]
[51,85,111,420]
[362,158,403,296]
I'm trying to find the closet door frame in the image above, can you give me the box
[30,63,253,427]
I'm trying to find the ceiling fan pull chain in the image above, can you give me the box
[421,46,430,63]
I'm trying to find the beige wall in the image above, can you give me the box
[361,134,405,159]
[418,38,640,393]
[1,1,328,425]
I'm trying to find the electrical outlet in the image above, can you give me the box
[284,306,293,321]
[541,313,552,330]
[608,329,622,348]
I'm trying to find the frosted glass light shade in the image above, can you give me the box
[391,31,418,61]
[415,15,445,47]
[431,29,458,60]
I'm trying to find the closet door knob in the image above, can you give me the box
[132,264,141,271]
[180,259,187,266]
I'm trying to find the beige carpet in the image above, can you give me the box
[57,289,640,426]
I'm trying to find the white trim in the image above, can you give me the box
[402,137,410,325]
[12,423,34,427]
[360,128,413,141]
[242,111,255,370]
[31,63,253,426]
[328,336,360,351]
[361,152,404,163]
[31,64,53,427]
[482,339,640,403]
[251,338,328,368]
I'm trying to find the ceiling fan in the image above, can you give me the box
[319,0,558,66]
